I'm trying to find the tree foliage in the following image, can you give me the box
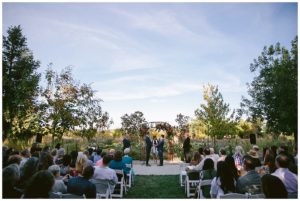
[175,113,190,142]
[40,65,112,141]
[195,84,237,143]
[121,111,147,140]
[242,37,297,141]
[2,25,41,141]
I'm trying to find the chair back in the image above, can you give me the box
[220,193,247,199]
[91,179,111,194]
[60,193,86,199]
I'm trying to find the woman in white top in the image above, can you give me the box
[210,161,236,198]
[151,136,158,163]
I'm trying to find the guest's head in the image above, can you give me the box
[203,158,214,171]
[38,152,53,171]
[204,147,211,156]
[216,161,236,193]
[225,155,238,179]
[3,164,20,188]
[24,170,55,198]
[235,146,244,155]
[271,145,278,157]
[252,145,259,152]
[161,134,165,139]
[62,154,72,166]
[275,153,290,168]
[198,147,204,155]
[57,148,65,158]
[75,152,88,175]
[96,148,102,156]
[191,152,201,164]
[51,149,57,158]
[102,155,112,166]
[124,148,131,155]
[243,155,255,171]
[209,148,215,154]
[48,164,61,178]
[20,157,39,181]
[114,151,123,161]
[219,148,226,156]
[82,165,95,180]
[55,143,61,150]
[109,149,115,156]
[101,151,107,158]
[21,149,30,158]
[261,174,287,198]
[7,155,22,166]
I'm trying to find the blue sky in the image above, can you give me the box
[3,3,297,128]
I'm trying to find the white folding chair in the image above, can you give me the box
[60,193,86,199]
[91,179,112,199]
[220,193,247,199]
[125,163,134,188]
[111,169,126,198]
[196,179,213,198]
[179,163,188,187]
[185,171,200,198]
[249,193,265,199]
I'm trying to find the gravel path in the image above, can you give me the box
[132,160,187,175]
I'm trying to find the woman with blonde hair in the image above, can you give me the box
[75,152,88,176]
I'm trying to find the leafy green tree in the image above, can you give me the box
[2,25,41,142]
[121,111,147,141]
[195,84,236,145]
[175,113,190,142]
[242,37,297,142]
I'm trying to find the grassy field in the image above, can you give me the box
[124,175,186,199]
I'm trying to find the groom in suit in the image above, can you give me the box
[145,131,152,166]
[157,135,165,166]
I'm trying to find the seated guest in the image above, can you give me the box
[18,157,39,190]
[74,152,88,176]
[96,151,107,167]
[70,150,78,169]
[60,154,72,176]
[3,164,22,198]
[51,149,57,164]
[186,147,216,171]
[93,148,102,164]
[272,153,298,198]
[23,170,55,198]
[109,150,126,171]
[55,148,65,166]
[210,161,236,198]
[236,155,261,194]
[190,151,201,166]
[198,147,204,158]
[210,148,220,162]
[225,155,239,180]
[6,154,22,167]
[93,155,118,193]
[233,146,244,171]
[48,165,67,193]
[200,158,216,198]
[83,150,94,166]
[247,149,261,168]
[67,165,96,198]
[20,149,31,169]
[261,174,287,198]
[218,148,227,162]
[122,148,133,175]
[38,152,54,171]
[263,149,276,174]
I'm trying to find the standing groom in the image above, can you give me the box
[145,131,152,166]
[157,135,165,166]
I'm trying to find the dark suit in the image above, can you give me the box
[157,138,165,166]
[183,137,191,163]
[123,138,131,150]
[145,135,152,165]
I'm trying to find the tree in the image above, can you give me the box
[121,111,147,141]
[41,65,112,141]
[175,113,190,142]
[195,84,235,145]
[2,25,41,142]
[242,37,298,143]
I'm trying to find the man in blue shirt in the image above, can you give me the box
[157,135,165,166]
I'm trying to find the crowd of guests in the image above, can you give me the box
[3,143,133,198]
[185,143,298,198]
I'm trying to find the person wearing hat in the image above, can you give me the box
[248,149,261,168]
[144,131,152,166]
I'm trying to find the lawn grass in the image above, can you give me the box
[124,175,186,199]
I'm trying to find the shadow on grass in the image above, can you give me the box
[124,175,186,198]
